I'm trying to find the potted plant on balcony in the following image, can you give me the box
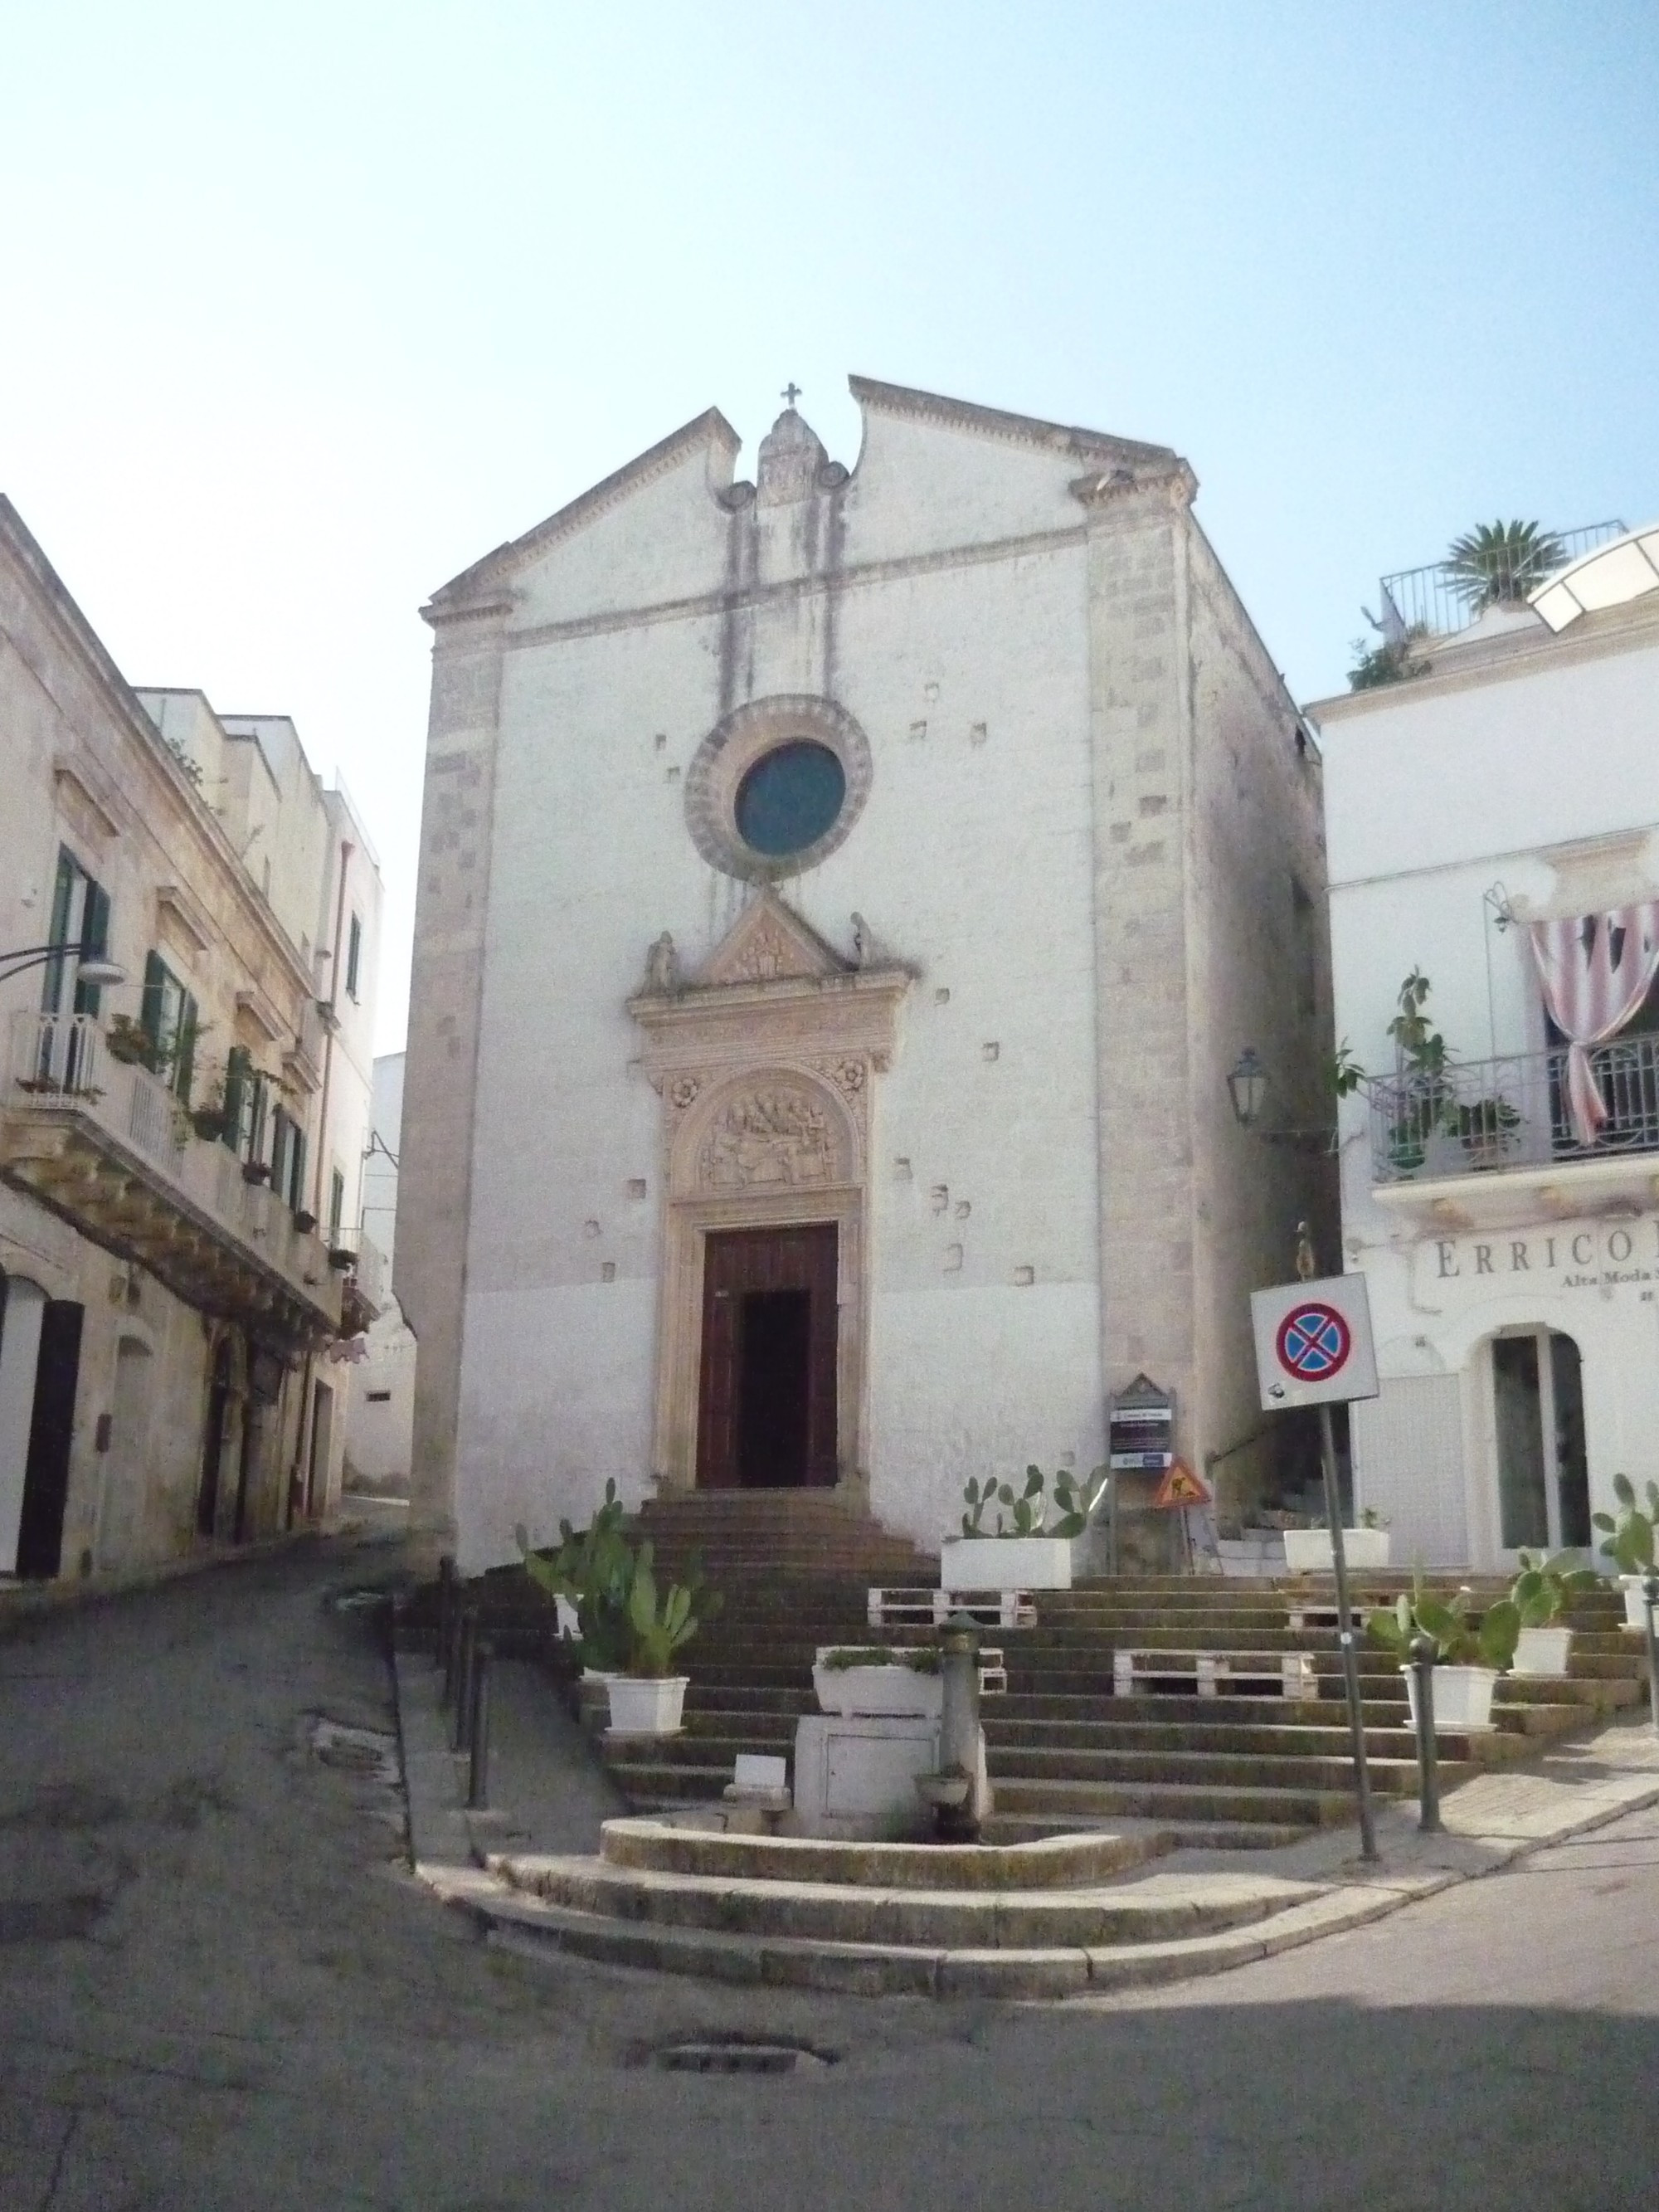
[1592,1474,1659,1630]
[105,1013,155,1068]
[1509,1549,1598,1675]
[940,1464,1110,1592]
[1442,1094,1522,1170]
[1282,1506,1391,1574]
[812,1644,943,1719]
[292,1207,318,1235]
[1381,970,1452,1174]
[1367,1577,1520,1732]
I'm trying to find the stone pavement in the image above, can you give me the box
[397,1640,1659,1998]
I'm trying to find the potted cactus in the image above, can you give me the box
[515,1480,632,1678]
[1509,1550,1598,1675]
[940,1464,1109,1592]
[1367,1577,1520,1732]
[606,1542,716,1737]
[812,1645,942,1719]
[1592,1474,1659,1629]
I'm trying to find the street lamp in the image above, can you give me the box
[0,943,126,989]
[1225,1046,1335,1152]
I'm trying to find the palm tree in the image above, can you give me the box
[1444,519,1566,611]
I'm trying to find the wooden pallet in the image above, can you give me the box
[1112,1648,1319,1702]
[866,1587,1037,1630]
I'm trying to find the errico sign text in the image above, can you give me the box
[1428,1216,1659,1293]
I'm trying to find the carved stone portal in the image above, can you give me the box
[628,889,910,1498]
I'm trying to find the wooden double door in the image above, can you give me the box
[696,1224,838,1489]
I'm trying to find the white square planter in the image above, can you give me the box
[1619,1575,1657,1631]
[606,1676,688,1737]
[1282,1527,1391,1574]
[813,1654,943,1719]
[1403,1664,1498,1732]
[940,1536,1072,1592]
[1512,1626,1573,1677]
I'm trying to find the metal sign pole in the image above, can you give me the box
[1319,1402,1378,1861]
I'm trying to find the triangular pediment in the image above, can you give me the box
[696,890,851,988]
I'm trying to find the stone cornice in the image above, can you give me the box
[849,375,1178,469]
[1070,460,1199,513]
[422,408,742,623]
[0,500,319,1004]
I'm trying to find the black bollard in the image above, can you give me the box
[441,1577,465,1711]
[1409,1632,1441,1834]
[1644,1574,1659,1739]
[452,1609,478,1753]
[435,1555,457,1668]
[467,1640,494,1810]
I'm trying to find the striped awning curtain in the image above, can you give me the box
[1528,903,1659,1145]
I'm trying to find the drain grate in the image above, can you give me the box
[652,2037,836,2077]
[309,1718,401,1786]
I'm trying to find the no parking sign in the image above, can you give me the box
[1250,1274,1379,1411]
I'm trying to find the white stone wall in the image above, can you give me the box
[413,388,1330,1570]
[1316,601,1659,1566]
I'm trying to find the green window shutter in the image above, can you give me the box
[328,1167,345,1239]
[41,850,75,1014]
[290,1128,308,1213]
[222,1045,251,1152]
[74,883,112,1017]
[174,990,198,1102]
[346,914,362,1000]
[139,952,168,1067]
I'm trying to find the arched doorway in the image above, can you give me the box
[98,1336,154,1570]
[1489,1326,1591,1552]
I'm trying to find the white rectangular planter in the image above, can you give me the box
[1512,1626,1573,1677]
[940,1536,1072,1592]
[1282,1527,1391,1574]
[813,1654,943,1719]
[606,1676,688,1737]
[1403,1664,1498,1732]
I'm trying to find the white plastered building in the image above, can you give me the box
[398,380,1333,1571]
[1312,524,1659,1569]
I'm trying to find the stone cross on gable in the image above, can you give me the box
[781,382,802,407]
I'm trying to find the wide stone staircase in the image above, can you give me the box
[593,1497,1649,1845]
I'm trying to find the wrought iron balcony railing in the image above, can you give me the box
[1377,519,1627,640]
[1369,1034,1659,1185]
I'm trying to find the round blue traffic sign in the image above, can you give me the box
[1275,1302,1352,1381]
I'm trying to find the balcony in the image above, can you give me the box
[1378,519,1627,640]
[1368,1035,1659,1230]
[0,1011,343,1345]
[320,1222,387,1337]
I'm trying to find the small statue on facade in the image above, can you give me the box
[645,931,679,994]
[850,912,872,968]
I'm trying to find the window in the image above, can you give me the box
[366,1390,392,1404]
[345,913,362,1001]
[1491,1328,1590,1551]
[328,1167,346,1240]
[270,1107,309,1214]
[221,1045,252,1153]
[734,743,847,857]
[1291,878,1318,1020]
[139,952,198,1102]
[42,847,112,1018]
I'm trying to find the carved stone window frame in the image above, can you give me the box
[630,892,908,1499]
[684,694,873,882]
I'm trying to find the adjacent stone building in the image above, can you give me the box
[399,379,1331,1570]
[0,499,384,1580]
[1313,521,1659,1566]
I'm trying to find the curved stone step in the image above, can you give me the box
[494,1853,1326,1951]
[596,1816,1167,1888]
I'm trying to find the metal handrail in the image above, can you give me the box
[1370,1034,1659,1183]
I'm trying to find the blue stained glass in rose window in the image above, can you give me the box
[735,742,846,857]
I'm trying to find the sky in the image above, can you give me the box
[3,1,1655,1054]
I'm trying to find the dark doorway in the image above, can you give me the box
[197,1337,232,1537]
[17,1300,84,1579]
[697,1224,838,1489]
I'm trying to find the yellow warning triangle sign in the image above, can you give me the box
[1152,1458,1212,1508]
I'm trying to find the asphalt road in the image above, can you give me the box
[2,1535,1656,2211]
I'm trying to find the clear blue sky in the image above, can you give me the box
[4,1,1654,1051]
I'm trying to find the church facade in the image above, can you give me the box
[398,379,1331,1569]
